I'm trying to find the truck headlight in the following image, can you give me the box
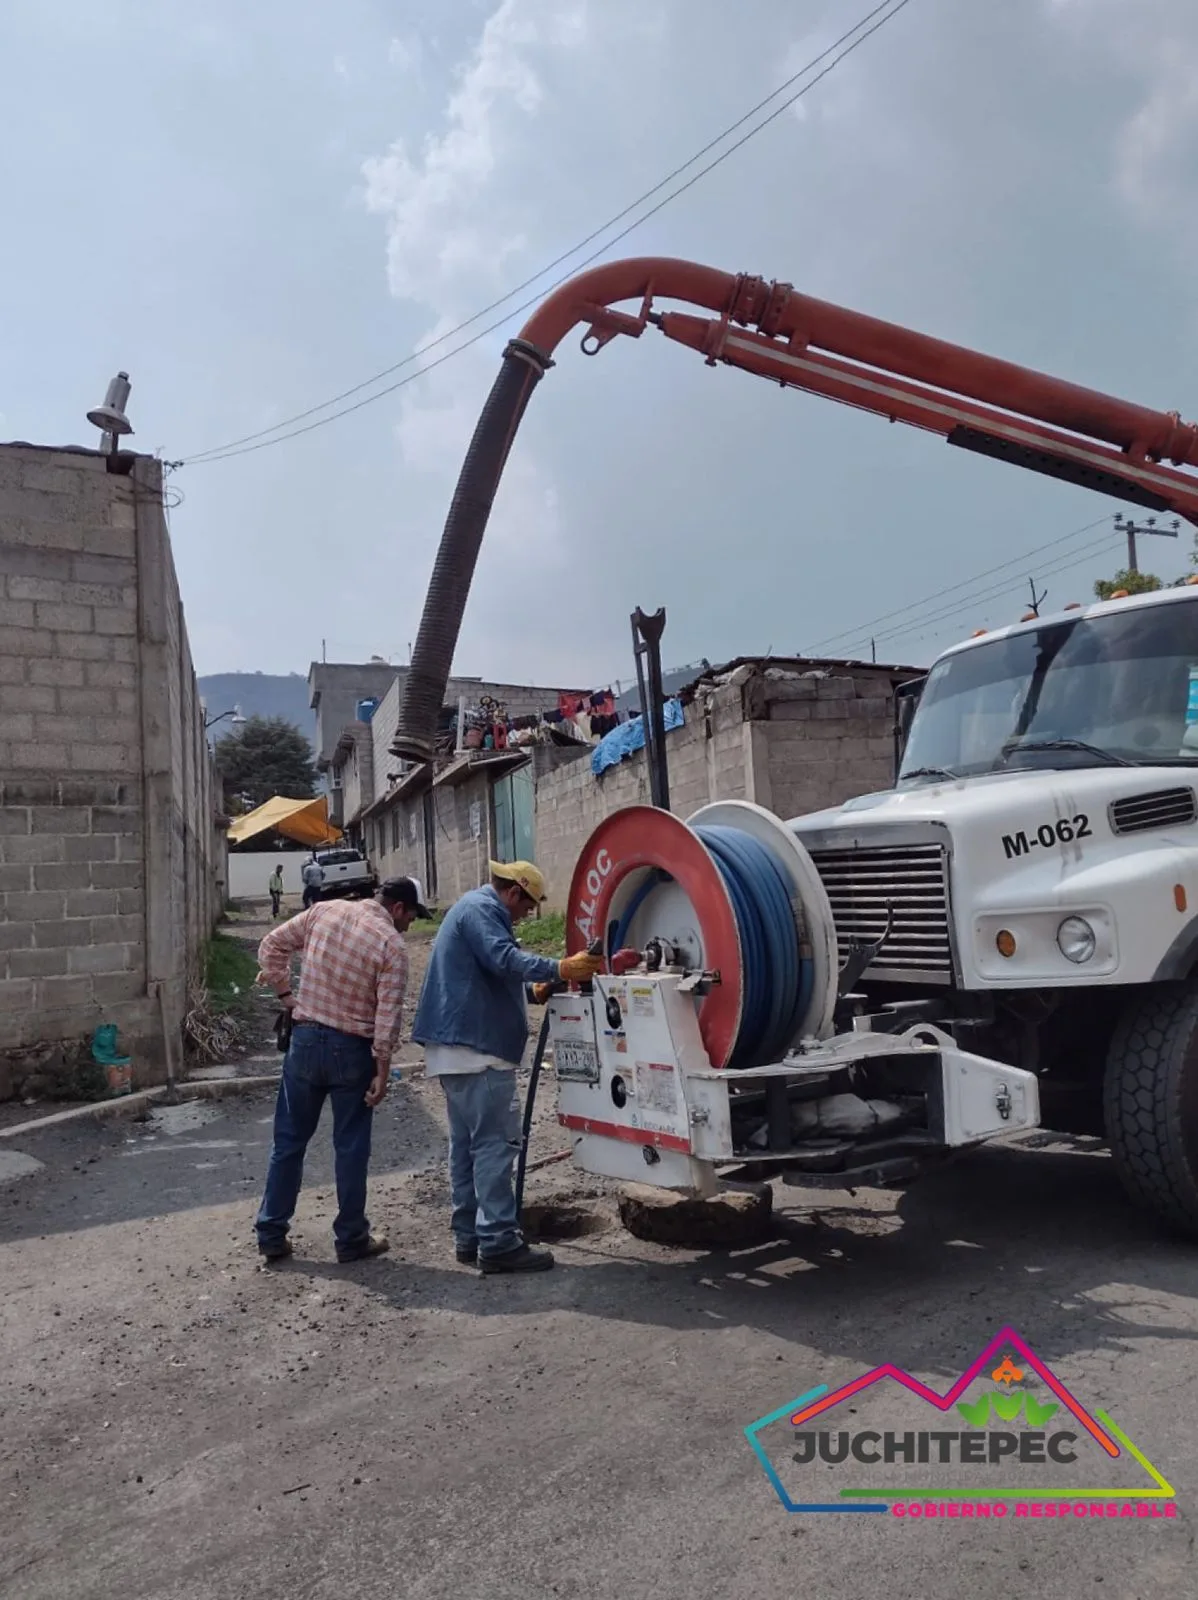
[1056,916,1096,964]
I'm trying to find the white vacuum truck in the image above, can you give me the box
[551,583,1198,1236]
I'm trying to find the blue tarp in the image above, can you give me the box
[591,699,685,777]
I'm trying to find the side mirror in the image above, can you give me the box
[893,676,927,782]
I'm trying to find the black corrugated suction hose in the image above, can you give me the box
[391,338,551,763]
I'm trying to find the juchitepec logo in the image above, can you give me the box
[745,1327,1177,1521]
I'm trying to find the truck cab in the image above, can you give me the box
[791,582,1198,1231]
[312,846,378,901]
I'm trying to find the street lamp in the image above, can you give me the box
[205,706,246,731]
[1114,514,1180,573]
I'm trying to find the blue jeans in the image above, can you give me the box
[256,1022,376,1254]
[441,1068,524,1259]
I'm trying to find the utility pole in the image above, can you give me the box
[1114,514,1180,574]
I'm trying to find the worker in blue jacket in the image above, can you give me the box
[412,860,602,1274]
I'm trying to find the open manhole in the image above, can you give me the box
[520,1202,607,1241]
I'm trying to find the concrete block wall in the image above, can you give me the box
[533,665,908,909]
[0,444,224,1096]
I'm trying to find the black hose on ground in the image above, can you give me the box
[514,1010,551,1223]
[391,339,552,763]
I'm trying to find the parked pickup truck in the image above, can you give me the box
[312,847,377,901]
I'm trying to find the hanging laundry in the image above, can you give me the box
[558,691,585,718]
[588,691,615,718]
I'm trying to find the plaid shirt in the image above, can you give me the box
[258,899,408,1058]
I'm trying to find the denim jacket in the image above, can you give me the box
[411,885,561,1066]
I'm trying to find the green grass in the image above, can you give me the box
[203,932,260,1012]
[408,907,566,958]
[516,910,566,958]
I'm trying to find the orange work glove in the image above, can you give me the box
[558,951,603,985]
[530,981,554,1005]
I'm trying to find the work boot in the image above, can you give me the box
[258,1238,293,1263]
[336,1232,390,1264]
[479,1243,554,1275]
[455,1240,478,1265]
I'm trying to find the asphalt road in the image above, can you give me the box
[1,1081,1196,1599]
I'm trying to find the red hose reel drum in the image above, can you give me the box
[565,806,746,1068]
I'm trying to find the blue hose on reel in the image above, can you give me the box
[608,827,813,1069]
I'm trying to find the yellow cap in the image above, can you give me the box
[490,859,547,902]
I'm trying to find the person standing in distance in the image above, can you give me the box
[412,860,603,1275]
[268,862,285,919]
[255,876,428,1263]
[301,854,324,909]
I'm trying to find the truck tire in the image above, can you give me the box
[1104,983,1198,1237]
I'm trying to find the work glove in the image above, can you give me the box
[531,981,554,1005]
[558,951,604,985]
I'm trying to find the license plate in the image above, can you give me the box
[554,1039,599,1082]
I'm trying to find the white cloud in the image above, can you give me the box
[1046,0,1198,228]
[361,0,592,584]
[387,35,423,74]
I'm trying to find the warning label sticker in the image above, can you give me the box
[634,1060,678,1116]
[630,986,655,1018]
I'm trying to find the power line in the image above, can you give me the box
[181,0,914,466]
[807,514,1115,655]
[835,528,1122,658]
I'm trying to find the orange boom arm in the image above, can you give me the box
[392,256,1198,762]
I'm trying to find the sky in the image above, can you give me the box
[3,0,1198,689]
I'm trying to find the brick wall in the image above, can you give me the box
[0,444,224,1097]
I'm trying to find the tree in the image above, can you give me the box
[214,716,316,810]
[1093,568,1162,601]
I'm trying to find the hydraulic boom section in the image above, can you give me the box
[392,255,1198,763]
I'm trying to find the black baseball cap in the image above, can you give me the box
[379,877,430,919]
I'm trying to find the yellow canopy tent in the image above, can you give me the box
[226,795,342,848]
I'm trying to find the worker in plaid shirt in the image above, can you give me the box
[253,877,428,1264]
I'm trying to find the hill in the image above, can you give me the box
[198,672,315,749]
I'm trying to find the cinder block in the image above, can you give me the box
[0,807,30,835]
[0,863,31,892]
[29,657,85,687]
[10,742,68,771]
[116,832,143,862]
[7,889,66,921]
[9,947,69,978]
[93,605,136,637]
[0,977,36,1011]
[33,862,80,891]
[55,687,115,716]
[0,624,54,657]
[31,918,91,949]
[51,632,113,662]
[71,743,131,772]
[89,914,143,945]
[31,805,90,834]
[36,975,94,1009]
[0,539,74,579]
[63,581,131,608]
[90,862,140,891]
[0,514,85,551]
[0,656,24,685]
[36,714,97,743]
[66,883,120,916]
[0,922,34,951]
[1,683,56,713]
[68,942,131,975]
[2,833,64,865]
[84,659,136,689]
[91,804,140,834]
[64,833,116,863]
[7,575,64,603]
[81,524,135,558]
[35,601,92,633]
[72,554,136,586]
[0,711,34,741]
[20,460,85,495]
[110,637,136,663]
[0,598,36,628]
[92,972,145,1004]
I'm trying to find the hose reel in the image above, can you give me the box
[565,800,838,1069]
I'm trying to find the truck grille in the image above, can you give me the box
[809,842,953,981]
[1109,787,1196,836]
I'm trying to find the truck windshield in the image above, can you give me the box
[899,596,1198,782]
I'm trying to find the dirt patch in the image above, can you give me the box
[521,1200,609,1241]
